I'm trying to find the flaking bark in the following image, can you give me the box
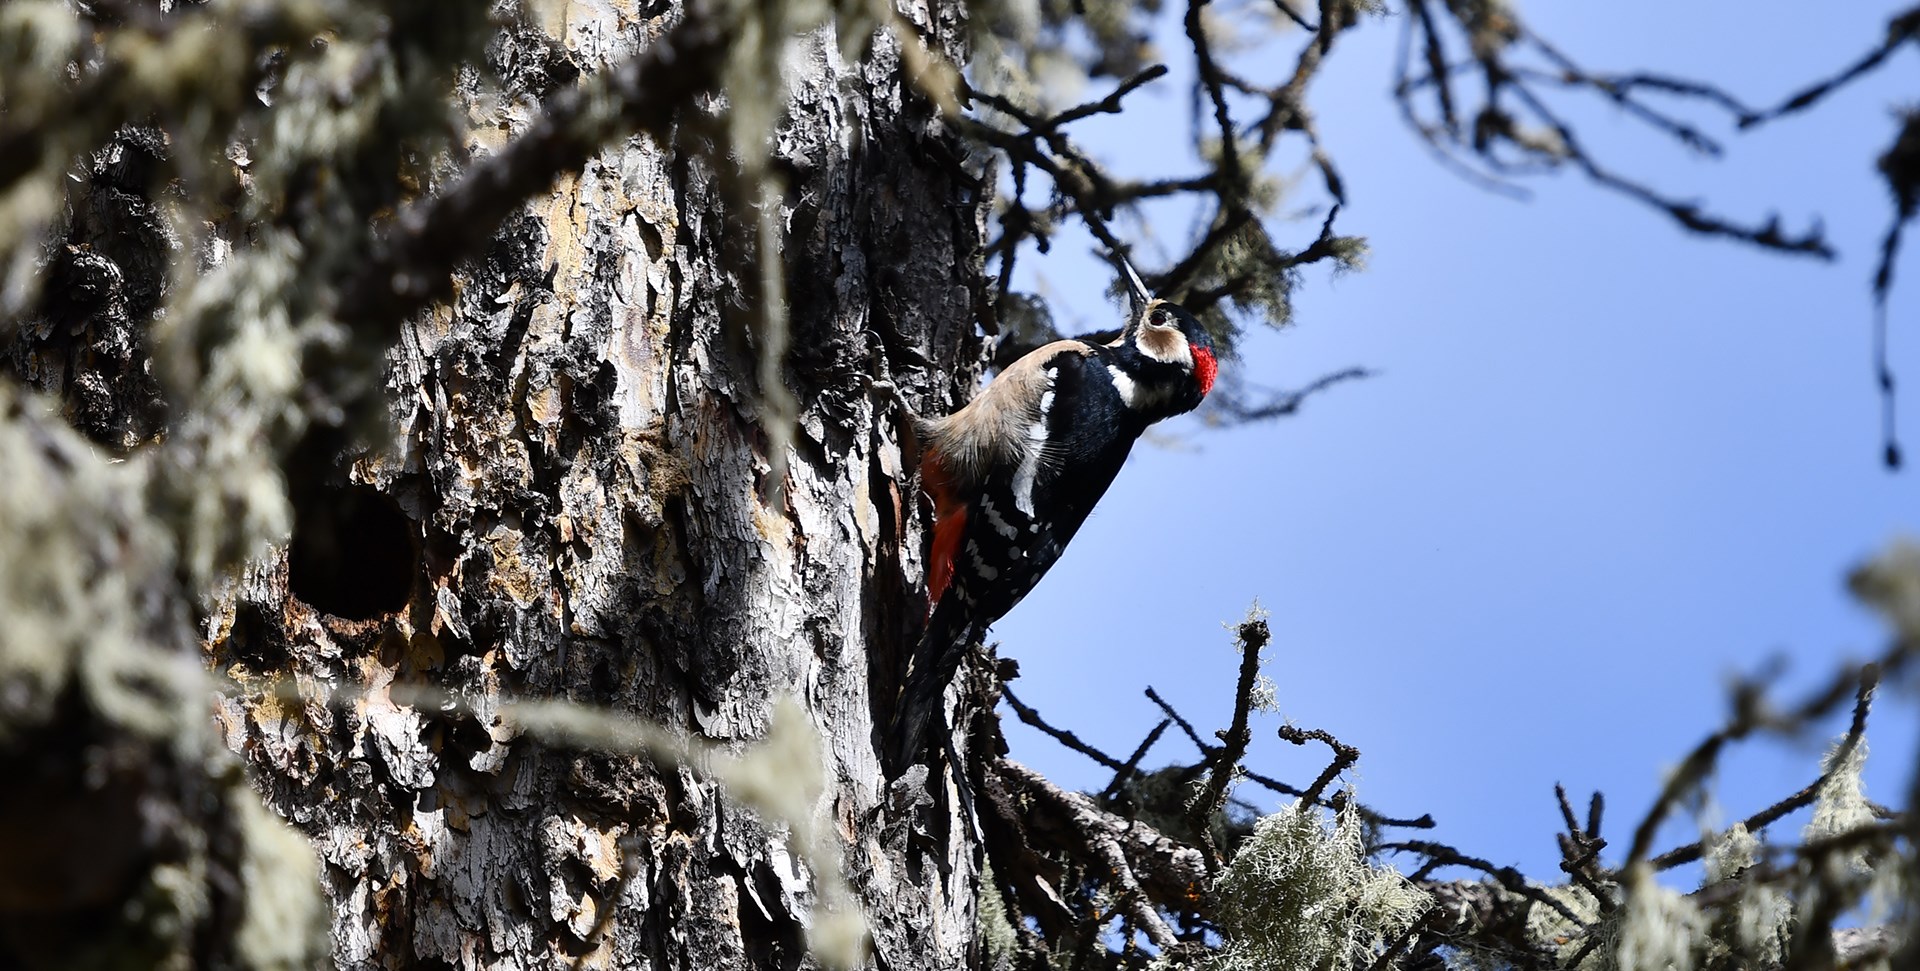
[204,6,992,969]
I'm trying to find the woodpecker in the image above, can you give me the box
[886,257,1219,774]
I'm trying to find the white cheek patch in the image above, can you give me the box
[1136,326,1192,367]
[1107,365,1137,408]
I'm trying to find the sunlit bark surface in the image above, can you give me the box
[210,5,989,967]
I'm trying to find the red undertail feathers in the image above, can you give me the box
[922,452,968,617]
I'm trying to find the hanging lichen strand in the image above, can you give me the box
[4,0,1919,969]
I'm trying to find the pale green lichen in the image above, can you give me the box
[1797,733,1909,949]
[0,383,328,971]
[140,850,214,971]
[233,786,330,971]
[1446,882,1605,971]
[1329,235,1371,274]
[1249,674,1280,713]
[149,240,312,590]
[0,2,82,86]
[1703,821,1757,887]
[1443,882,1605,967]
[714,697,828,843]
[1606,864,1709,971]
[1849,539,1920,639]
[1206,797,1430,971]
[977,860,1021,965]
[1230,603,1276,716]
[250,37,398,214]
[713,698,870,970]
[1803,737,1873,873]
[0,385,178,741]
[1530,885,1607,968]
[1863,848,1909,931]
[1702,824,1788,967]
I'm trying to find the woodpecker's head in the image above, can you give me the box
[1109,255,1218,419]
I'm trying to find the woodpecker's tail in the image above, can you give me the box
[884,602,974,776]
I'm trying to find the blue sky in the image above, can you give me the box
[989,1,1919,880]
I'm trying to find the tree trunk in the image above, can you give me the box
[211,4,989,969]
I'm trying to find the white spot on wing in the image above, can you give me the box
[1107,365,1137,408]
[981,496,1018,539]
[970,552,1000,581]
[1012,367,1057,516]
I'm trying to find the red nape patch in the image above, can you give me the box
[922,455,969,617]
[1193,345,1218,396]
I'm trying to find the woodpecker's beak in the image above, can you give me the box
[1117,253,1151,317]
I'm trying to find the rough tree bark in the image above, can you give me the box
[18,2,1914,969]
[188,4,992,969]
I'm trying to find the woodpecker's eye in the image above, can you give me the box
[1149,309,1170,327]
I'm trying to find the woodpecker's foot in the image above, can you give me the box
[885,763,932,802]
[859,356,927,458]
[860,331,929,418]
[864,374,907,412]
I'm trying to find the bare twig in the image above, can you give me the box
[1100,718,1173,802]
[1002,683,1130,772]
[1142,684,1431,829]
[1146,686,1214,754]
[1738,10,1920,130]
[1552,783,1617,914]
[1503,80,1833,258]
[1386,841,1591,930]
[1625,657,1902,870]
[1055,65,1172,127]
[1277,724,1358,807]
[1210,367,1372,424]
[1393,1,1845,260]
[993,758,1211,950]
[1872,109,1920,469]
[1185,0,1245,196]
[1650,667,1880,869]
[1188,617,1270,871]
